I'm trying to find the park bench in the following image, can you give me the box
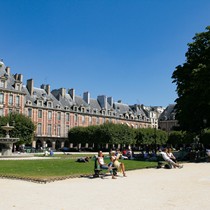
[93,155,117,178]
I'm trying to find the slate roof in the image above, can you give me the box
[0,62,20,91]
[24,86,62,109]
[159,104,176,121]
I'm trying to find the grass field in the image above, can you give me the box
[0,155,157,182]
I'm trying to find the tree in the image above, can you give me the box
[0,113,36,145]
[172,26,210,133]
[68,122,136,149]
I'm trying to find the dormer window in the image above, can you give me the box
[0,80,5,88]
[56,104,61,109]
[26,100,32,105]
[38,100,43,107]
[64,106,69,110]
[15,83,21,91]
[48,101,52,108]
[81,107,85,113]
[74,106,78,112]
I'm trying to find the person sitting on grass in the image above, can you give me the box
[160,148,183,169]
[98,151,117,179]
[76,156,90,163]
[166,147,177,163]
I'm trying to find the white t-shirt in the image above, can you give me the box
[160,151,170,161]
[98,157,105,165]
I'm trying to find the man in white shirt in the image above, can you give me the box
[160,148,183,169]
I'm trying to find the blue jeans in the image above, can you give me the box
[100,165,113,174]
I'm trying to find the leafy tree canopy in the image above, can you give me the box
[0,113,36,145]
[172,26,210,133]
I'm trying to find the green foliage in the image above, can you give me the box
[200,129,210,146]
[69,122,136,146]
[168,131,185,145]
[172,26,210,133]
[168,131,197,145]
[135,128,167,145]
[0,113,36,145]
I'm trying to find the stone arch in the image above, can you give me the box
[36,139,42,149]
[64,140,70,147]
[55,140,61,150]
[46,140,52,148]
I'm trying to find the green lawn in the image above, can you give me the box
[0,156,157,182]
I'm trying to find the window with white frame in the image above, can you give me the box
[9,95,13,105]
[38,110,42,118]
[15,95,20,106]
[82,115,85,124]
[66,113,70,121]
[0,93,4,104]
[57,125,61,136]
[38,123,42,135]
[74,114,78,122]
[47,124,52,135]
[48,111,52,120]
[89,116,92,125]
[0,108,3,116]
[66,125,70,137]
[28,108,32,117]
[57,112,61,120]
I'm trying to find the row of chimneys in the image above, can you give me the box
[26,79,119,109]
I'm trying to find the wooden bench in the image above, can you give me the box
[93,156,117,178]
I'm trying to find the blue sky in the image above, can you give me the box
[1,0,210,107]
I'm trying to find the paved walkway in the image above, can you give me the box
[0,162,210,210]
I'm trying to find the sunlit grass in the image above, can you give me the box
[0,156,157,181]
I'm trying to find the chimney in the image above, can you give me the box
[97,95,107,110]
[83,91,90,104]
[46,84,50,95]
[26,79,34,95]
[5,66,10,75]
[18,74,23,82]
[61,88,66,97]
[107,97,113,107]
[68,88,75,101]
[41,84,51,95]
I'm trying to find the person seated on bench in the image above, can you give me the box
[98,151,117,179]
[111,150,127,177]
[160,148,183,169]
